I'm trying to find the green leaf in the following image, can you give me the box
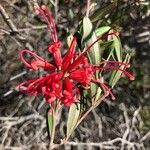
[66,103,80,138]
[95,26,111,36]
[90,2,117,23]
[82,17,101,63]
[108,30,122,62]
[89,82,98,98]
[82,17,103,101]
[87,33,101,63]
[82,17,93,41]
[89,82,102,102]
[113,35,122,62]
[109,54,131,88]
[87,38,102,101]
[47,111,54,136]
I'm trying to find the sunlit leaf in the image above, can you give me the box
[95,26,111,36]
[47,111,54,136]
[82,17,102,101]
[82,17,93,41]
[113,35,122,62]
[108,30,122,62]
[82,17,101,63]
[66,103,80,138]
[109,54,131,88]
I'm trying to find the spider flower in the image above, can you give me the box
[19,5,134,107]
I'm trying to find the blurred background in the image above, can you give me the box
[0,0,149,149]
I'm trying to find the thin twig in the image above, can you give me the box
[65,137,143,148]
[86,0,91,17]
[140,131,150,142]
[0,4,18,33]
[10,71,27,81]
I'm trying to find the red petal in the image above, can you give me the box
[18,77,44,95]
[31,60,55,70]
[19,49,56,70]
[62,78,80,106]
[35,5,58,42]
[48,41,62,67]
[62,37,77,70]
[69,67,94,86]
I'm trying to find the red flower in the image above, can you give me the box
[19,5,134,107]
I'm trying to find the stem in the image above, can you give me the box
[75,92,108,128]
[49,109,56,149]
[54,0,58,23]
[86,0,91,17]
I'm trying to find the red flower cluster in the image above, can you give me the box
[19,5,134,107]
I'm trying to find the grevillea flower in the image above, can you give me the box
[19,5,134,107]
